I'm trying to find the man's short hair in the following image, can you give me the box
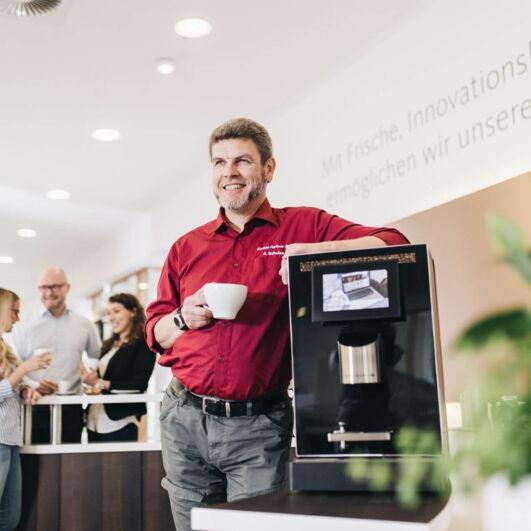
[209,118,273,164]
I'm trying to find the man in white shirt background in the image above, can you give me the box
[12,267,101,443]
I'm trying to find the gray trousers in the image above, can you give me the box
[160,378,293,531]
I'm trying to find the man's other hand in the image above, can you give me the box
[279,243,316,285]
[181,288,213,329]
[36,379,58,395]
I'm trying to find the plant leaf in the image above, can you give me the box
[487,215,526,255]
[455,308,531,350]
[505,251,531,285]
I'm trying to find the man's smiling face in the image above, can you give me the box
[211,138,274,213]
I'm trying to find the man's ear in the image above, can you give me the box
[265,157,276,183]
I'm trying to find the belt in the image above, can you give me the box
[185,390,286,417]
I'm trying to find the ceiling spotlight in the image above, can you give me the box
[157,58,175,75]
[46,189,70,200]
[0,256,14,264]
[17,228,37,238]
[138,282,149,290]
[92,128,121,142]
[174,18,212,39]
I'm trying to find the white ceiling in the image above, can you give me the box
[0,0,429,304]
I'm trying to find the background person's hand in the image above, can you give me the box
[22,387,42,405]
[35,379,58,395]
[80,363,99,386]
[21,352,51,374]
[181,287,213,329]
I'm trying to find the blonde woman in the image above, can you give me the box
[0,288,50,531]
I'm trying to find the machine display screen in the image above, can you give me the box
[312,261,401,322]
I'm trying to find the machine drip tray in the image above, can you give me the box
[289,458,449,494]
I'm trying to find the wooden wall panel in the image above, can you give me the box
[60,453,102,531]
[18,454,60,531]
[101,452,142,531]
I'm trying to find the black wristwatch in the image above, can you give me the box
[173,308,189,331]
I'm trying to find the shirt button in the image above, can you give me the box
[233,263,239,268]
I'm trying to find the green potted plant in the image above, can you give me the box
[452,215,530,530]
[348,215,530,526]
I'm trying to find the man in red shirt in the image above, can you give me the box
[146,118,408,529]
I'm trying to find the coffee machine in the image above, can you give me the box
[287,244,447,491]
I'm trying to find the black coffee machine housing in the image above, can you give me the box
[287,244,447,491]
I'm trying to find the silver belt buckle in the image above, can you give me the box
[202,396,219,415]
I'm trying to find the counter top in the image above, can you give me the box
[20,441,161,454]
[191,491,453,531]
[32,392,164,405]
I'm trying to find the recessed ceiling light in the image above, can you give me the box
[17,228,37,238]
[46,189,70,200]
[157,58,175,75]
[137,282,149,290]
[174,18,212,39]
[92,128,121,142]
[0,256,14,264]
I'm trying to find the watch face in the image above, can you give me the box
[174,311,186,330]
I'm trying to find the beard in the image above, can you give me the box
[215,171,267,211]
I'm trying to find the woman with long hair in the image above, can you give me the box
[82,293,155,442]
[0,288,50,531]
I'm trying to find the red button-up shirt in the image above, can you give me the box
[145,200,408,400]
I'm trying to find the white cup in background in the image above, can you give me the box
[57,380,69,394]
[28,348,53,378]
[84,358,99,372]
[203,283,248,320]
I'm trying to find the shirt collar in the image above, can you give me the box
[41,305,70,318]
[207,199,279,235]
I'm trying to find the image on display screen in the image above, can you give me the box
[322,269,389,312]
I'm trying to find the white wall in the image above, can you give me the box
[68,212,154,300]
[73,0,531,300]
[268,0,531,225]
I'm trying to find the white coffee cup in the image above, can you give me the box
[203,283,248,320]
[84,358,99,372]
[57,380,69,394]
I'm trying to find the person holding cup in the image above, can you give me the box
[146,118,409,530]
[82,293,155,442]
[10,267,101,443]
[0,288,50,531]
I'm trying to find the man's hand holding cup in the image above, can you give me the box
[35,379,58,395]
[181,288,213,330]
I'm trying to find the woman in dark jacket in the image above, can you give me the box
[82,293,155,442]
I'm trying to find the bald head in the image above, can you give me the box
[39,267,68,286]
[38,267,70,317]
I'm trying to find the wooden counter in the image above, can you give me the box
[17,450,174,531]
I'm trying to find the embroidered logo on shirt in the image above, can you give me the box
[256,244,286,256]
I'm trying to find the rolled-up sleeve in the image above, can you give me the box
[145,242,181,354]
